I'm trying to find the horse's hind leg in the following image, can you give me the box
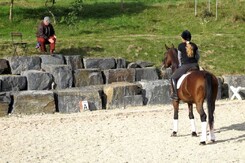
[208,101,216,142]
[171,101,179,137]
[208,123,215,142]
[196,102,207,145]
[188,103,197,137]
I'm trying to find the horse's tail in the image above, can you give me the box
[205,72,216,129]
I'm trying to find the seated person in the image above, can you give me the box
[36,16,56,54]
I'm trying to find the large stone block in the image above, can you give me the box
[103,82,142,109]
[74,69,104,87]
[83,58,116,70]
[39,54,65,65]
[138,80,171,105]
[0,75,27,92]
[55,86,103,113]
[127,62,141,68]
[65,55,83,70]
[222,75,245,99]
[116,58,127,68]
[0,59,11,74]
[21,70,54,90]
[42,65,73,89]
[103,68,135,84]
[160,67,172,79]
[11,91,55,115]
[135,67,159,81]
[8,56,41,74]
[216,77,223,100]
[136,61,154,68]
[123,95,143,108]
[219,78,229,99]
[0,92,11,117]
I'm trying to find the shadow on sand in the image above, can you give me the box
[213,122,245,144]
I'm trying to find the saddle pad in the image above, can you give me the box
[177,72,191,89]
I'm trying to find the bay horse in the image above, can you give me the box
[162,44,218,145]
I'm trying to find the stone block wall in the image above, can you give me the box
[0,54,240,116]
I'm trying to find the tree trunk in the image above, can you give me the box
[9,0,14,21]
[215,0,218,20]
[208,0,211,12]
[195,0,197,16]
[121,0,124,11]
[48,10,56,25]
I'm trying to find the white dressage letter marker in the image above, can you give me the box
[79,101,89,111]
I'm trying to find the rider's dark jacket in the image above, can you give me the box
[178,42,199,65]
[171,42,200,80]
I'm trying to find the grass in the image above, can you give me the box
[0,0,244,75]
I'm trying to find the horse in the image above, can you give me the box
[162,44,218,145]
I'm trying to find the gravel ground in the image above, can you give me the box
[0,100,244,163]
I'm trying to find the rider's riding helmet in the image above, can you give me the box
[181,30,192,41]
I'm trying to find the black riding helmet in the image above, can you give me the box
[181,30,192,41]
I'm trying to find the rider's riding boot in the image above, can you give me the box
[171,79,179,101]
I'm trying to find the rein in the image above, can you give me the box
[169,48,179,72]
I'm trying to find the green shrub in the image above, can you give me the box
[60,0,83,26]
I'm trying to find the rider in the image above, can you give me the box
[171,30,200,100]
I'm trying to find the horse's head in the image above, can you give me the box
[162,44,178,70]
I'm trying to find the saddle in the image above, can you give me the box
[177,66,199,89]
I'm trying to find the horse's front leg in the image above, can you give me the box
[188,103,197,137]
[171,100,179,137]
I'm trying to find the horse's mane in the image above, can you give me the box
[168,47,179,70]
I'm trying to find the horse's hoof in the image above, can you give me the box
[199,141,206,145]
[171,131,177,137]
[210,139,215,143]
[191,132,198,137]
